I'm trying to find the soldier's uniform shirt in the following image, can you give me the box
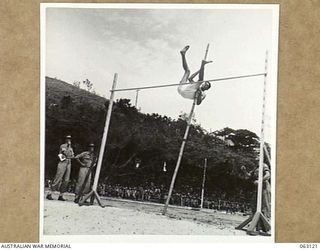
[59,143,74,159]
[51,143,74,193]
[74,151,95,168]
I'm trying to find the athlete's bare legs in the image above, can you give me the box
[180,46,190,83]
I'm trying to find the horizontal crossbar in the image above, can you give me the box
[111,72,267,92]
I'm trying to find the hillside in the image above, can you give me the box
[46,77,106,109]
[45,76,262,201]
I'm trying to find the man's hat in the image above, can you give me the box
[88,143,95,147]
[65,135,72,139]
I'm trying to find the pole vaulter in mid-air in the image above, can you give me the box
[163,44,212,215]
[178,45,212,105]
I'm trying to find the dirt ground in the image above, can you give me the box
[43,192,249,235]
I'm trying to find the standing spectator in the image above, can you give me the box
[241,164,271,219]
[262,164,271,219]
[73,143,96,203]
[46,135,74,201]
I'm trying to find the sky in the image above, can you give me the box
[45,6,278,142]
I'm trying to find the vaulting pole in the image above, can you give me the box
[200,158,207,209]
[163,44,210,215]
[162,98,196,215]
[204,43,210,60]
[79,73,118,207]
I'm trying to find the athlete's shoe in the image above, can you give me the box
[180,45,190,54]
[58,196,66,201]
[46,194,54,200]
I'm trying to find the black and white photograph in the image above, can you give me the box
[40,3,279,242]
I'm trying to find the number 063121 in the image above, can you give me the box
[300,244,318,249]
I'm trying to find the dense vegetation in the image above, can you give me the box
[45,76,269,202]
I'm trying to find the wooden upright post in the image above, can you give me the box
[92,73,118,190]
[236,51,271,235]
[200,158,207,209]
[79,73,118,207]
[135,89,139,108]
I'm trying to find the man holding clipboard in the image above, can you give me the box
[46,135,74,201]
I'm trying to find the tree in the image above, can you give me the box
[60,95,72,109]
[179,111,197,124]
[73,81,81,88]
[213,128,260,151]
[83,79,93,92]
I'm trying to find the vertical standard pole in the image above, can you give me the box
[135,89,139,108]
[92,73,118,191]
[200,158,207,209]
[256,51,268,212]
[162,99,196,215]
[236,51,271,233]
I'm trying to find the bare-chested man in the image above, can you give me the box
[177,45,212,105]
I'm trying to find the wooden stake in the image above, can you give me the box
[79,73,118,207]
[200,158,207,209]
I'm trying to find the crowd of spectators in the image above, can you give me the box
[45,179,251,214]
[96,183,251,214]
